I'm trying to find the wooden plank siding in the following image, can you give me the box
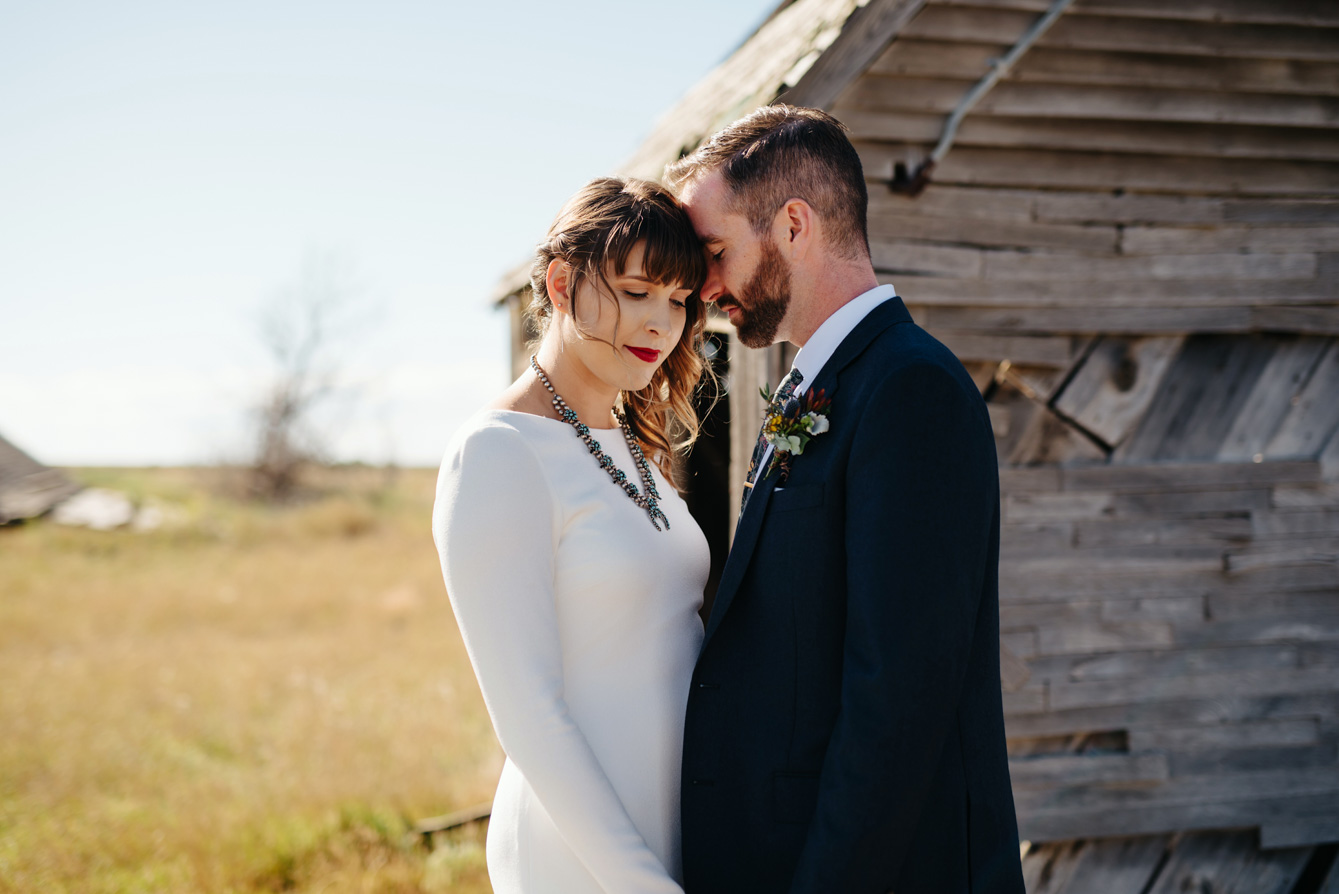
[839,0,1339,366]
[869,42,1339,95]
[902,8,1339,60]
[940,0,1339,29]
[1018,830,1338,893]
[988,331,1337,844]
[992,359,1339,843]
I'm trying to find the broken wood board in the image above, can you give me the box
[1054,336,1183,450]
[1114,335,1290,461]
[1008,406,1109,467]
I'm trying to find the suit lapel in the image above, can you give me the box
[703,459,781,644]
[807,295,912,397]
[702,296,914,648]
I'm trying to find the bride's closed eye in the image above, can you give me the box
[622,289,688,309]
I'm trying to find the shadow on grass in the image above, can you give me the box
[246,806,490,893]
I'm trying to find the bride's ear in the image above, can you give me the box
[546,259,573,316]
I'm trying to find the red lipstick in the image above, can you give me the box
[626,346,661,363]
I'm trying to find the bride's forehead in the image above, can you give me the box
[604,245,695,290]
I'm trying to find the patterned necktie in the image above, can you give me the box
[740,367,804,515]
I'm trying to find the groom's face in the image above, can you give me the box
[681,170,793,349]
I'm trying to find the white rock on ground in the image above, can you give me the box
[51,488,136,530]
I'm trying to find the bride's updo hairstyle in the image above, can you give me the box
[527,176,711,485]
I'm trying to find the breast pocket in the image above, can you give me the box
[769,483,824,513]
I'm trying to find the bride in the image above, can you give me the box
[432,177,711,893]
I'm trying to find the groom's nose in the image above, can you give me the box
[700,265,725,305]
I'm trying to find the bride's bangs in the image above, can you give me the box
[602,203,707,296]
[638,214,708,295]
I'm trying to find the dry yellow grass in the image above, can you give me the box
[0,467,497,893]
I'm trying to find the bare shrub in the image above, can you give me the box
[250,252,366,502]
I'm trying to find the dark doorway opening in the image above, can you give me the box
[683,331,731,622]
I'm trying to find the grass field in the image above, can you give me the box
[0,466,497,893]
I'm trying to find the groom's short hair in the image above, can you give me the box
[666,105,870,260]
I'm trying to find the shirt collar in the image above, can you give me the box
[791,283,897,387]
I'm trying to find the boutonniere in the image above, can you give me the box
[758,384,832,481]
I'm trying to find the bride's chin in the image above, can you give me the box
[619,377,655,395]
[611,364,658,393]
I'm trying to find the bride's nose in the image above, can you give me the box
[645,300,672,336]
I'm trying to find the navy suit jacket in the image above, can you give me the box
[681,297,1025,894]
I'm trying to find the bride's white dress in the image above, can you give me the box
[432,409,708,893]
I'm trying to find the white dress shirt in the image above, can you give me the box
[757,283,898,484]
[790,283,898,388]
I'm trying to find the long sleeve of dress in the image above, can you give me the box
[432,421,685,894]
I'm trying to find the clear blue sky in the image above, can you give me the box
[0,1,773,466]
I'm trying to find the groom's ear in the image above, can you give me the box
[774,198,813,262]
[546,258,573,314]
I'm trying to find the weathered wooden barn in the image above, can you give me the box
[0,431,79,524]
[494,0,1339,888]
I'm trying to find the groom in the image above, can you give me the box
[668,107,1024,893]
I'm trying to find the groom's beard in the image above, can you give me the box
[729,238,792,349]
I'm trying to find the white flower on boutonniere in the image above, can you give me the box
[758,387,833,480]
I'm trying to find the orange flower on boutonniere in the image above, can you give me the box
[758,386,832,481]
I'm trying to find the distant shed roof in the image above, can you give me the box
[0,433,80,524]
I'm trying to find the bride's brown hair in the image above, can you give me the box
[527,177,711,486]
